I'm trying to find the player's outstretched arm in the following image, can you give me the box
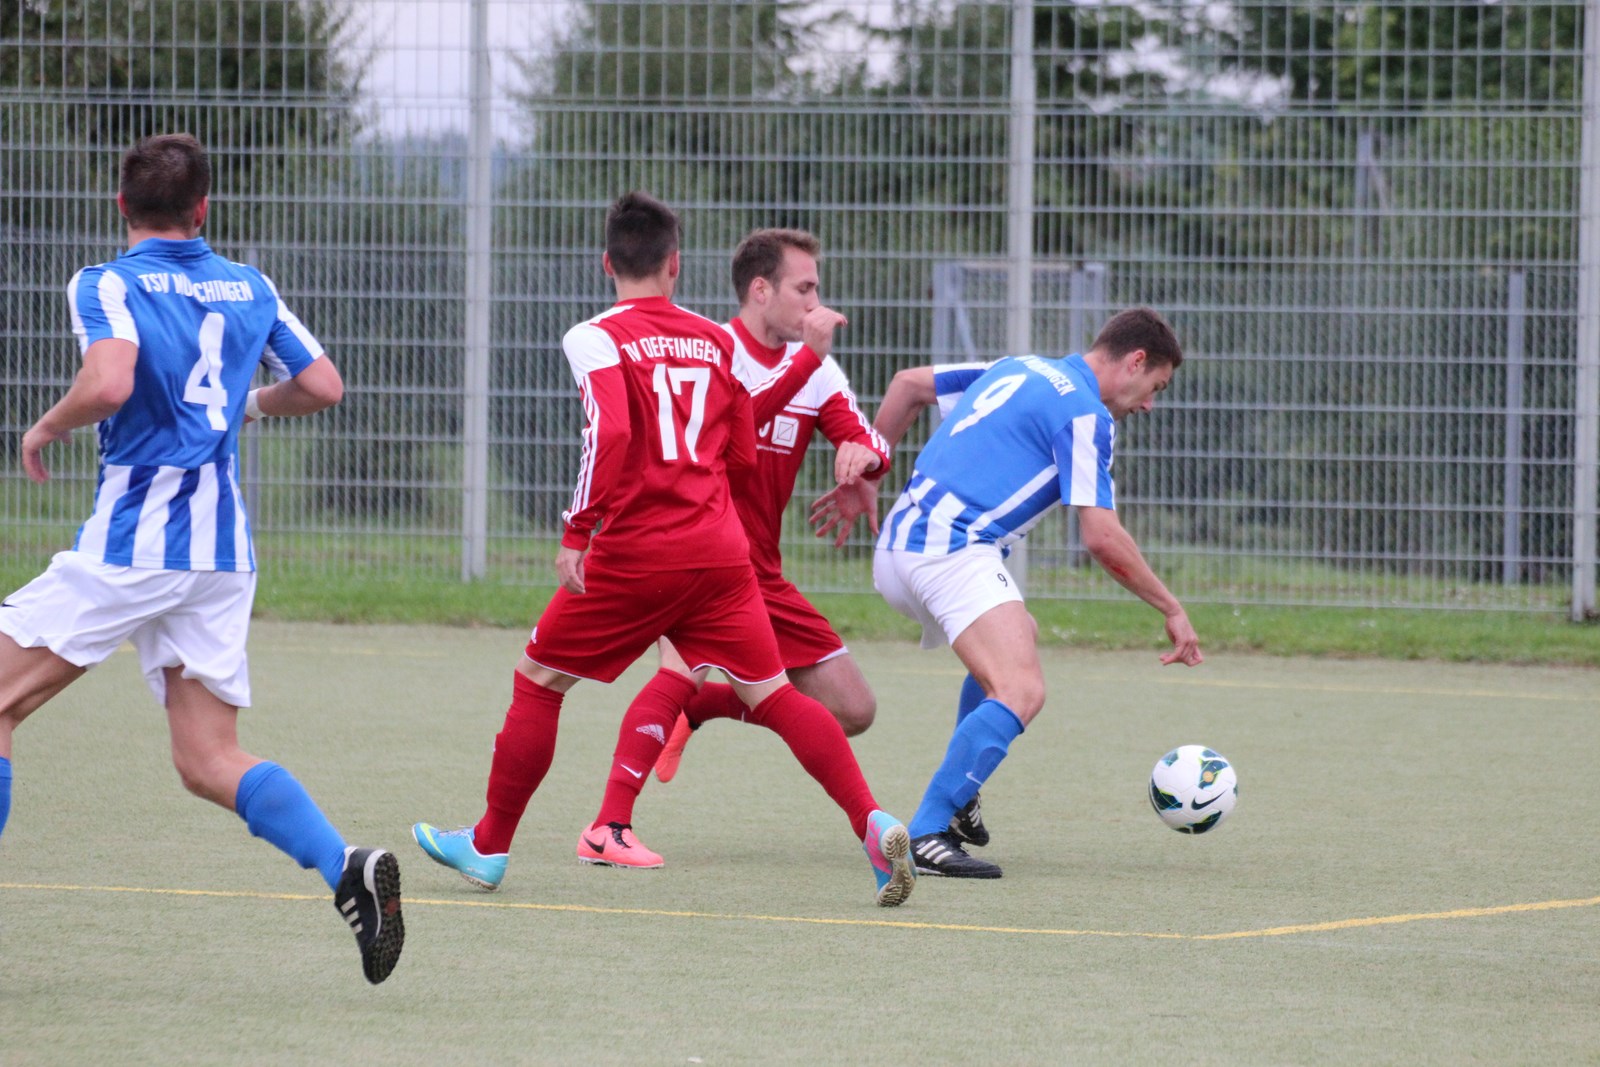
[21,338,137,484]
[1077,505,1203,666]
[808,365,935,545]
[249,355,344,419]
[871,366,937,449]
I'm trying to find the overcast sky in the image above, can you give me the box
[354,1,535,139]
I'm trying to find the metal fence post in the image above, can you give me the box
[1006,0,1035,593]
[1574,0,1600,618]
[1504,271,1525,586]
[461,0,493,582]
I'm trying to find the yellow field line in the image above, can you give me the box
[4,882,1595,941]
[1192,895,1600,940]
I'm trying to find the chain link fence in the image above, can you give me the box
[3,0,1596,615]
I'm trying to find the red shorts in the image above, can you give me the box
[760,575,846,671]
[526,564,786,685]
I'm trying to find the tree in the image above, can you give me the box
[1,0,364,243]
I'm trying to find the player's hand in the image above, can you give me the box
[800,305,848,360]
[555,546,587,594]
[1159,608,1203,666]
[20,424,72,484]
[810,478,880,548]
[833,441,881,486]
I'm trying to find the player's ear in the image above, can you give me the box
[666,249,681,279]
[193,196,209,232]
[116,191,129,222]
[602,251,616,278]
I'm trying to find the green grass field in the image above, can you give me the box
[4,622,1598,1065]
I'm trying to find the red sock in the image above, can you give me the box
[473,671,563,854]
[592,670,698,829]
[748,684,877,839]
[683,681,747,725]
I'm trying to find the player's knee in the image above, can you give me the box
[991,678,1045,723]
[833,695,877,737]
[171,750,234,806]
[172,757,211,800]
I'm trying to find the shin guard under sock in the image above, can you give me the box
[749,684,876,839]
[233,761,348,890]
[474,671,564,855]
[907,699,1025,838]
[593,669,697,828]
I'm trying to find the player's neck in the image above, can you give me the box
[734,310,782,352]
[612,270,675,302]
[127,224,200,246]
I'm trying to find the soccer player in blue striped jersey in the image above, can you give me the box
[0,134,404,982]
[846,308,1203,878]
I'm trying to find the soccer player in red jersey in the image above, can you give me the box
[411,196,915,907]
[574,229,895,866]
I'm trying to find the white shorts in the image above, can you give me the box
[873,544,1024,650]
[0,551,255,707]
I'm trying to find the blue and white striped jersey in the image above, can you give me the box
[67,237,323,571]
[878,353,1116,556]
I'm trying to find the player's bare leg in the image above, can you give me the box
[167,669,404,984]
[788,652,876,736]
[0,637,86,758]
[0,636,85,840]
[907,602,1041,879]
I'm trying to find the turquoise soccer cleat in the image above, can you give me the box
[412,822,507,891]
[862,809,915,907]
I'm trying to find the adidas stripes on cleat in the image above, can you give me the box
[911,831,1002,879]
[948,793,990,848]
[334,846,405,985]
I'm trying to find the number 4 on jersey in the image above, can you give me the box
[652,363,710,462]
[183,311,229,431]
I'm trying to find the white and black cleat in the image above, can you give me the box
[335,846,405,984]
[948,794,990,848]
[911,831,1002,879]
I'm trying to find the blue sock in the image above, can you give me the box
[908,700,1025,838]
[956,673,986,725]
[0,756,11,840]
[234,762,348,890]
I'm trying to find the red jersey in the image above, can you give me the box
[726,317,890,580]
[561,296,755,573]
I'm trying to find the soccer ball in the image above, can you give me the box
[1148,745,1238,834]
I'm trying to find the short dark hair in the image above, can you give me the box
[120,134,210,230]
[1091,307,1183,369]
[605,191,680,280]
[730,228,822,302]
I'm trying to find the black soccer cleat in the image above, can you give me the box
[911,831,1003,879]
[948,794,990,848]
[335,846,405,985]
